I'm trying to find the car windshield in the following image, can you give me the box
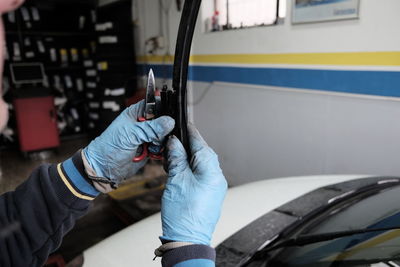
[267,185,400,266]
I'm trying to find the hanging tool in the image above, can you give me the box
[176,0,182,11]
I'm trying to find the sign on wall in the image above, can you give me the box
[292,0,360,24]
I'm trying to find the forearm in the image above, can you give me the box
[0,151,98,266]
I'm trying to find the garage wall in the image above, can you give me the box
[135,0,400,186]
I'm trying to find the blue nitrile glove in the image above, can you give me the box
[161,124,228,245]
[83,100,175,189]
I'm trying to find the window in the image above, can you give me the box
[204,0,286,32]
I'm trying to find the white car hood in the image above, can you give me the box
[83,174,371,267]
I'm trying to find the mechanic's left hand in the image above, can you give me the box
[161,124,227,245]
[83,100,175,189]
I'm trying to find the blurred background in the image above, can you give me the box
[1,0,400,265]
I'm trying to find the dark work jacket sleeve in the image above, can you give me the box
[0,151,99,267]
[162,245,216,267]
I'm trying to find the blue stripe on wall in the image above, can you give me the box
[296,0,348,8]
[138,64,400,98]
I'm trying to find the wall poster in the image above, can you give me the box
[292,0,360,24]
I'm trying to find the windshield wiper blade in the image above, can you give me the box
[264,226,400,252]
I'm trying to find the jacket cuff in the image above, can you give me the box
[52,151,100,201]
[161,244,215,267]
[81,150,115,193]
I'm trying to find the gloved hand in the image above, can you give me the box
[161,124,228,245]
[83,100,175,189]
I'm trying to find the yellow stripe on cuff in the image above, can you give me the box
[57,163,95,201]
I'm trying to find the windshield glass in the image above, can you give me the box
[268,185,400,266]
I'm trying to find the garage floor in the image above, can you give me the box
[0,138,88,195]
[0,138,166,264]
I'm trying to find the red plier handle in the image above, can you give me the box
[132,117,163,162]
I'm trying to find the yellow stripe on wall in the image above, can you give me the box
[138,55,174,63]
[138,52,400,66]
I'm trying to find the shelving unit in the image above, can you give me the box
[89,0,137,135]
[1,0,138,150]
[1,0,97,150]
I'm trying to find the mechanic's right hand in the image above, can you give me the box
[161,124,228,245]
[83,100,174,190]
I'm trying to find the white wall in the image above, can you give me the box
[135,0,400,186]
[193,82,400,185]
[194,0,400,54]
[135,0,400,55]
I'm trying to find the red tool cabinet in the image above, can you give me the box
[13,96,59,152]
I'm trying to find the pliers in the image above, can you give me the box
[132,69,163,162]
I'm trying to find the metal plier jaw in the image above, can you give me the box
[132,69,163,162]
[141,68,158,121]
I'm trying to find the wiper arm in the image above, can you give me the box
[264,226,400,252]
